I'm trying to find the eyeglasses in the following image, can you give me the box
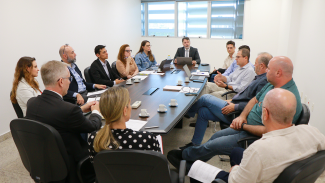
[145,45,151,47]
[125,50,132,53]
[62,44,69,54]
[57,76,73,82]
[236,56,243,59]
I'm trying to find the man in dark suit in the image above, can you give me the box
[26,61,102,183]
[89,45,124,86]
[174,37,201,65]
[59,44,106,105]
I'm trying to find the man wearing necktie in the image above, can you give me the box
[174,37,201,65]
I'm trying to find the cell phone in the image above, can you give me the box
[185,93,198,96]
[193,80,204,83]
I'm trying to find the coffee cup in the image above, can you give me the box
[141,109,148,116]
[196,70,200,73]
[170,99,177,106]
[126,79,132,84]
[185,77,189,82]
[157,68,161,72]
[177,80,182,85]
[159,104,166,112]
[170,64,175,69]
[134,77,140,82]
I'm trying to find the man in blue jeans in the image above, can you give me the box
[167,56,302,173]
[180,52,272,149]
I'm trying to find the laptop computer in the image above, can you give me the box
[177,57,192,65]
[183,64,205,81]
[159,59,172,70]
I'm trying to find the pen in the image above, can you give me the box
[145,126,159,129]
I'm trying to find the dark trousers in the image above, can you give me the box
[190,147,245,183]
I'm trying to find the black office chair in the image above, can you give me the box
[221,90,237,100]
[94,149,186,183]
[10,92,24,118]
[84,66,93,83]
[273,150,325,183]
[237,103,310,148]
[10,118,69,183]
[111,61,119,76]
[77,156,96,183]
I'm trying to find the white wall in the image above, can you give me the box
[289,0,325,134]
[0,0,142,136]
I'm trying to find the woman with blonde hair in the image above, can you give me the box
[116,44,139,79]
[134,40,157,71]
[11,57,42,116]
[87,87,160,162]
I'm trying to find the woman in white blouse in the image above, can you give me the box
[11,57,42,116]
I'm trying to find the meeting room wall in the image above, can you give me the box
[0,0,142,136]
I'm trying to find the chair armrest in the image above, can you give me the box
[212,178,227,183]
[178,160,186,183]
[221,90,237,97]
[237,135,260,148]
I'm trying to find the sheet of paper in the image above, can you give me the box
[150,73,165,75]
[87,88,108,97]
[163,85,183,91]
[132,75,148,80]
[191,72,209,77]
[87,97,100,103]
[180,87,200,93]
[156,135,163,154]
[188,160,222,183]
[139,71,156,75]
[126,119,147,131]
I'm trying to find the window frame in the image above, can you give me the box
[141,0,245,39]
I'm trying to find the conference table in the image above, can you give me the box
[88,63,210,135]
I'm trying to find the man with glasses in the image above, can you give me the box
[26,61,102,183]
[59,44,106,105]
[201,48,256,100]
[174,37,201,65]
[90,45,124,86]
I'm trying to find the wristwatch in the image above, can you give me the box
[225,84,229,90]
[241,123,246,130]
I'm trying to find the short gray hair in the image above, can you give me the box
[257,52,273,67]
[41,61,68,86]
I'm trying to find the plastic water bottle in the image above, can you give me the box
[167,55,171,60]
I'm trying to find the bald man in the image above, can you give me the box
[168,56,303,172]
[59,44,106,105]
[188,89,325,183]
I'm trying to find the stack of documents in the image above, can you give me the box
[191,71,209,77]
[126,119,147,131]
[87,89,108,97]
[132,75,148,81]
[139,71,156,75]
[180,87,200,93]
[163,85,183,91]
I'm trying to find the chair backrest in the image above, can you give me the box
[10,92,24,118]
[273,150,325,183]
[111,61,119,76]
[295,103,310,125]
[84,66,93,83]
[94,149,175,183]
[10,118,69,182]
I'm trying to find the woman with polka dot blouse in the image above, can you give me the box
[87,87,161,163]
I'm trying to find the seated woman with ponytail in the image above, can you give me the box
[87,87,160,163]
